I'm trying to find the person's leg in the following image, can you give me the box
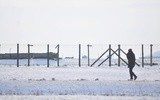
[132,68,137,80]
[129,67,133,79]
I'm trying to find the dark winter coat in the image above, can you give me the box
[127,50,135,68]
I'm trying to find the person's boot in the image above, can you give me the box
[134,76,137,80]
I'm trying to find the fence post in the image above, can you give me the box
[87,44,92,66]
[150,44,153,66]
[109,44,111,67]
[142,44,144,67]
[47,44,49,67]
[28,44,30,66]
[0,44,1,53]
[57,44,59,66]
[27,44,33,66]
[118,44,121,66]
[55,44,59,67]
[79,44,81,67]
[17,44,19,67]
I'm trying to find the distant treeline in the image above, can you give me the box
[0,52,58,59]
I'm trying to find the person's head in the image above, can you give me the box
[128,49,132,52]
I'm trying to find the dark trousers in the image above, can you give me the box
[129,67,137,79]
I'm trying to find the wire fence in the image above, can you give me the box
[0,44,160,67]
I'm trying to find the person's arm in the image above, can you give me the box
[126,53,129,60]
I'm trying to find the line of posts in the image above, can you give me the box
[15,44,154,67]
[16,44,59,67]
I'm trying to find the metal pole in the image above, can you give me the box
[109,44,111,66]
[17,44,19,67]
[118,44,121,66]
[142,44,144,67]
[47,44,49,67]
[150,44,153,66]
[79,44,81,67]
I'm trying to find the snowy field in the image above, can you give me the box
[0,64,160,100]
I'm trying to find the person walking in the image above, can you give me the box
[127,49,137,80]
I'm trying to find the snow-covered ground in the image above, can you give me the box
[0,65,160,100]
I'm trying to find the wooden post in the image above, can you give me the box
[47,44,49,67]
[109,44,111,67]
[55,44,59,67]
[79,44,81,67]
[150,44,153,66]
[27,44,33,66]
[87,44,92,66]
[57,44,59,66]
[28,44,30,66]
[118,44,121,66]
[142,44,144,67]
[0,44,1,53]
[17,44,19,67]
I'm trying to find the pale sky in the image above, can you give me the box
[0,0,160,44]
